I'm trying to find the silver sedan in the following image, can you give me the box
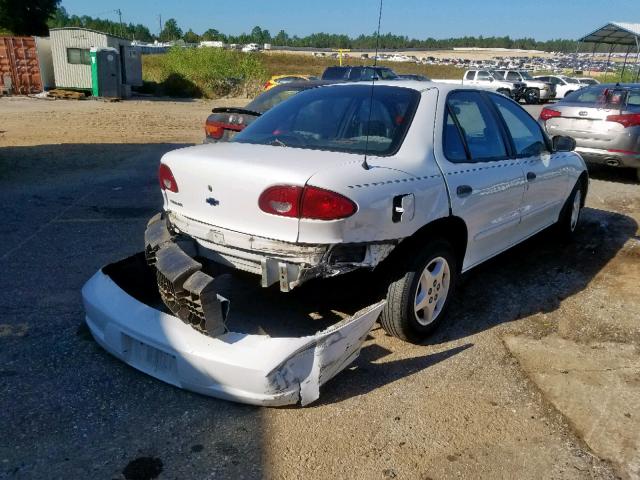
[538,83,640,180]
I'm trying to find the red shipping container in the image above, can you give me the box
[0,36,44,94]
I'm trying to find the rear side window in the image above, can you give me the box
[444,91,508,162]
[465,71,475,81]
[477,71,492,80]
[489,94,547,157]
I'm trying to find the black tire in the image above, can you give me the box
[497,88,511,97]
[379,239,458,343]
[524,88,540,105]
[556,180,584,240]
[636,168,640,183]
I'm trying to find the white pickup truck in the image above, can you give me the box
[83,81,588,406]
[437,69,527,100]
[492,70,556,104]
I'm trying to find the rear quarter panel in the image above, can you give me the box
[298,88,450,244]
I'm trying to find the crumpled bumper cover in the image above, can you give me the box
[81,255,385,407]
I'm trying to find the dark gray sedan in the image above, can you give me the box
[538,83,640,180]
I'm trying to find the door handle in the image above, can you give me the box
[527,172,537,181]
[456,185,472,198]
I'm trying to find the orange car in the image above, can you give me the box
[263,74,317,91]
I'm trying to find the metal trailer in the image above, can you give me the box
[50,27,142,98]
[0,36,54,95]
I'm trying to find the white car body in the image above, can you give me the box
[534,75,583,99]
[160,81,586,289]
[82,81,588,406]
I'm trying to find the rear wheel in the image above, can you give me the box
[556,181,583,239]
[636,168,640,183]
[380,240,458,343]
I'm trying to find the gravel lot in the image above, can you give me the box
[1,96,638,480]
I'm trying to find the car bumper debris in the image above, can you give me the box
[82,252,385,406]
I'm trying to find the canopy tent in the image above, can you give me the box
[577,22,640,82]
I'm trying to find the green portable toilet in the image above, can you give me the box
[90,47,122,98]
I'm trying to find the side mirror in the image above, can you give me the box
[552,135,576,152]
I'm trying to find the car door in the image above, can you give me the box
[434,90,527,271]
[486,92,569,236]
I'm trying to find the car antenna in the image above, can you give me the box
[362,0,383,171]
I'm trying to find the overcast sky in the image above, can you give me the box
[60,0,640,41]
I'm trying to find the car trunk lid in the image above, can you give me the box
[160,143,359,243]
[544,103,625,147]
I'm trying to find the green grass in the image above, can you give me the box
[142,50,465,98]
[142,47,267,98]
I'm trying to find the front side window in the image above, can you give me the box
[489,94,547,157]
[477,71,492,80]
[465,71,475,81]
[444,91,508,162]
[67,48,91,65]
[506,72,521,81]
[233,85,420,156]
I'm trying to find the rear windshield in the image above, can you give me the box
[233,85,420,156]
[564,86,640,108]
[245,86,306,113]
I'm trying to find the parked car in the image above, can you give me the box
[448,69,527,100]
[263,74,318,91]
[204,80,335,143]
[398,73,431,81]
[575,77,600,86]
[321,65,399,81]
[539,83,640,180]
[534,75,583,99]
[155,82,587,344]
[492,70,555,103]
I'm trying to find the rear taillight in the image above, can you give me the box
[258,185,357,220]
[205,115,245,139]
[605,113,640,128]
[539,108,561,121]
[205,119,225,139]
[158,163,178,193]
[301,186,357,220]
[258,185,303,217]
[263,81,273,90]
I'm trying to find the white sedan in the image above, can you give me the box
[154,81,587,342]
[83,81,588,405]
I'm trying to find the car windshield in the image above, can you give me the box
[245,86,305,113]
[561,76,580,84]
[233,85,420,156]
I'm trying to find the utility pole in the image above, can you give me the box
[116,9,123,37]
[158,14,163,40]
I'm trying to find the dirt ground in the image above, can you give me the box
[1,95,639,480]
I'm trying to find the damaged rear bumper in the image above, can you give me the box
[81,255,385,406]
